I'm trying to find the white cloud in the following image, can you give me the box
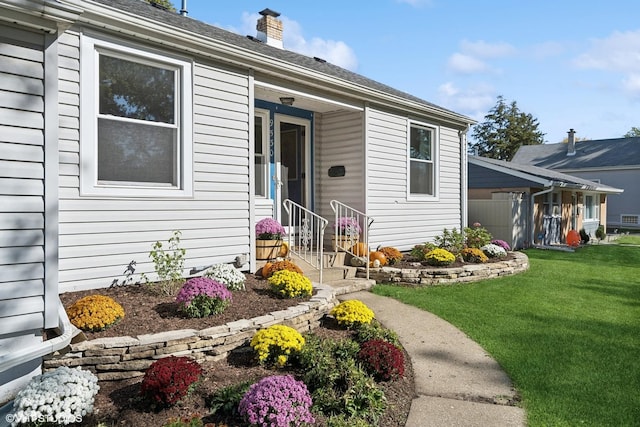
[622,73,640,99]
[437,82,495,116]
[573,30,640,99]
[447,53,489,74]
[447,40,515,75]
[459,40,516,59]
[240,12,358,71]
[573,30,640,72]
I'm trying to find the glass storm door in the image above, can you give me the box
[275,115,310,227]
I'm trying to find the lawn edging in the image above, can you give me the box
[44,284,338,381]
[358,251,529,285]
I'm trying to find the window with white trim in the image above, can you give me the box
[80,35,193,197]
[584,195,598,220]
[254,110,269,197]
[408,122,437,197]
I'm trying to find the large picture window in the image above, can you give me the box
[81,35,192,197]
[408,122,437,197]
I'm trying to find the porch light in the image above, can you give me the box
[279,96,295,106]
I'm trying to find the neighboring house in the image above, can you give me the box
[468,156,622,250]
[512,130,640,231]
[0,0,474,403]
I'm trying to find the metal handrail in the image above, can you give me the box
[329,200,374,279]
[283,199,328,284]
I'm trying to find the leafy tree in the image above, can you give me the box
[623,127,640,138]
[144,0,175,11]
[470,96,545,160]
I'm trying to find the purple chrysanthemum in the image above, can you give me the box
[175,277,232,305]
[238,375,314,427]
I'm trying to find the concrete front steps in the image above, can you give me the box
[256,251,375,295]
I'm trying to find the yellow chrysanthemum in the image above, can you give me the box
[330,299,375,329]
[250,324,305,367]
[66,295,125,332]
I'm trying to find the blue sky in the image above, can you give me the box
[170,0,640,143]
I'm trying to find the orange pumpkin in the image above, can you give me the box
[567,230,580,247]
[350,242,368,257]
[259,262,273,278]
[369,250,387,266]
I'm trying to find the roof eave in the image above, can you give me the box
[75,0,474,128]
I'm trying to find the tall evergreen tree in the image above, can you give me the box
[470,96,545,160]
[623,127,640,138]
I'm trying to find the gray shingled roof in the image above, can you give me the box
[469,155,623,193]
[91,0,471,122]
[511,137,640,169]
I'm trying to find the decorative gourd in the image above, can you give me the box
[278,241,289,257]
[350,242,368,257]
[369,250,387,267]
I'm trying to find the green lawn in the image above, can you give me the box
[613,234,640,245]
[373,246,640,426]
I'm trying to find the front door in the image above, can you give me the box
[275,115,310,227]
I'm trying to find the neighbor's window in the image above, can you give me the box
[254,110,269,197]
[584,195,598,220]
[80,35,193,197]
[408,122,437,197]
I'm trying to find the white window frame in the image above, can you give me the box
[584,194,599,221]
[407,120,439,200]
[80,34,193,197]
[254,109,270,198]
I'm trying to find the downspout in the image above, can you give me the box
[530,185,554,246]
[459,126,470,230]
[0,301,73,373]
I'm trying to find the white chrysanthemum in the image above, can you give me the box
[204,263,246,290]
[481,243,507,258]
[10,367,99,426]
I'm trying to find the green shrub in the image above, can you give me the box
[207,381,252,418]
[354,320,401,347]
[434,228,464,254]
[298,336,385,422]
[464,223,493,248]
[142,230,186,296]
[410,243,435,261]
[596,225,606,240]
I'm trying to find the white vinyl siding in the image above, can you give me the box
[366,107,461,250]
[315,110,365,223]
[0,24,46,335]
[58,31,251,292]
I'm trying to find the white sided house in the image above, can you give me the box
[0,0,474,404]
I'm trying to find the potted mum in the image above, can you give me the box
[332,216,362,251]
[255,217,286,260]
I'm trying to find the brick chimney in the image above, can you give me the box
[567,128,576,156]
[256,8,283,49]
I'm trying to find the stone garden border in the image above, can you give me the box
[357,251,529,286]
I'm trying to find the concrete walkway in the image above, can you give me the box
[339,291,527,427]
